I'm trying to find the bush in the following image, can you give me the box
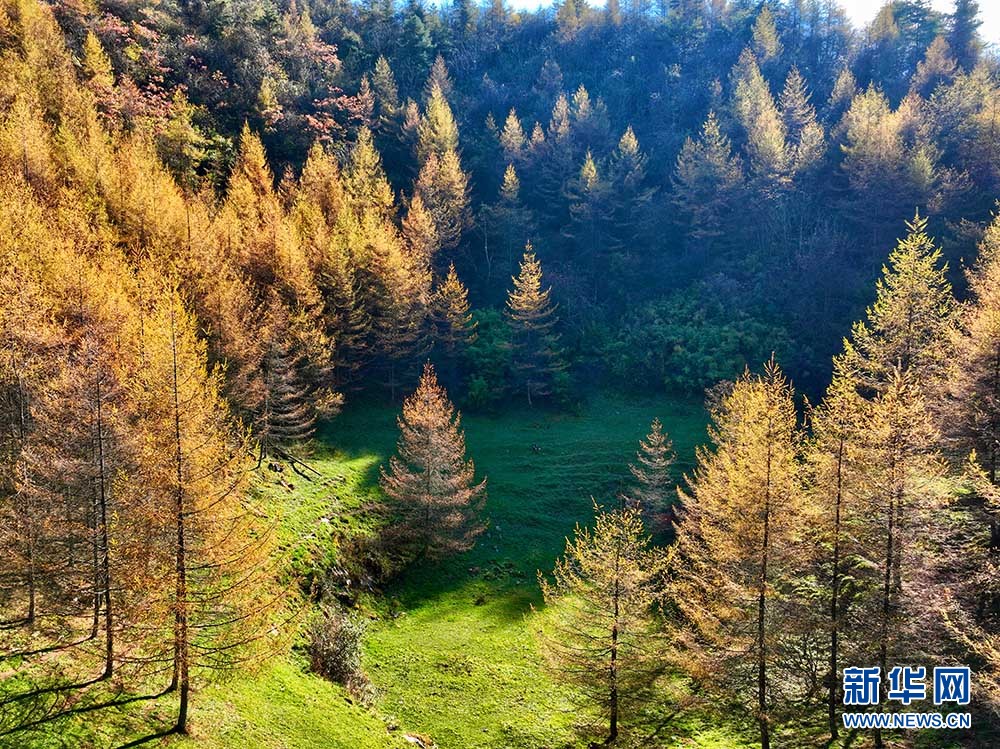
[308,605,372,699]
[604,288,790,393]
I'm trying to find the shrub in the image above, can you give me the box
[308,605,372,699]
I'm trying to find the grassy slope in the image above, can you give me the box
[327,391,735,749]
[9,391,978,748]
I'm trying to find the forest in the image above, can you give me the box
[1,0,1000,746]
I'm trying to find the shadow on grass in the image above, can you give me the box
[0,683,171,740]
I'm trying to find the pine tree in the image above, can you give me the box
[950,0,982,72]
[539,502,669,743]
[505,245,566,405]
[379,363,486,561]
[672,359,810,749]
[625,417,674,528]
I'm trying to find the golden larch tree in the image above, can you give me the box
[538,502,669,744]
[671,359,810,749]
[379,362,485,561]
[505,244,566,405]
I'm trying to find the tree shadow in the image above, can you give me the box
[115,725,179,748]
[0,684,171,739]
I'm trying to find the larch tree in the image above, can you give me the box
[779,66,825,177]
[851,369,946,749]
[752,4,782,63]
[806,362,870,739]
[433,262,477,356]
[417,81,459,165]
[131,284,280,734]
[414,148,471,252]
[346,127,396,221]
[505,245,566,405]
[538,502,669,743]
[948,213,1000,481]
[625,417,674,530]
[840,212,955,394]
[671,360,810,749]
[499,109,526,163]
[479,164,534,292]
[732,50,789,195]
[379,363,486,561]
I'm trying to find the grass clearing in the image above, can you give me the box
[325,391,713,748]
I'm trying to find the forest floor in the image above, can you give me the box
[9,391,978,748]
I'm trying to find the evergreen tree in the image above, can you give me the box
[379,363,486,561]
[539,502,669,743]
[505,245,566,405]
[950,0,982,72]
[672,112,744,247]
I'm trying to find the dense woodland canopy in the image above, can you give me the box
[2,0,1000,745]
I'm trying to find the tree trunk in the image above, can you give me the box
[828,436,844,739]
[94,369,113,678]
[608,535,620,745]
[170,309,190,735]
[757,439,772,749]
